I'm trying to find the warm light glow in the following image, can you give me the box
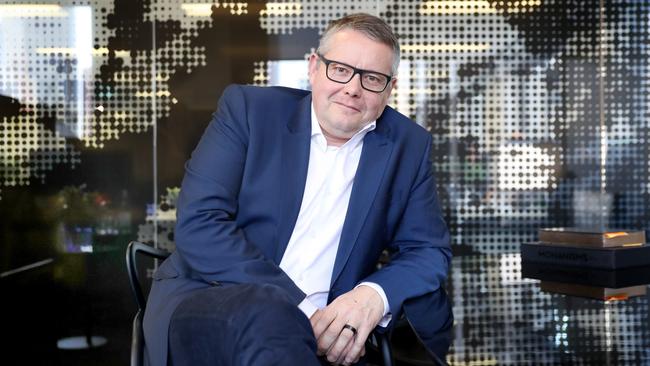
[181,2,248,17]
[260,2,302,16]
[401,43,490,53]
[418,0,542,15]
[181,3,214,16]
[111,111,130,120]
[605,294,629,301]
[0,4,67,17]
[135,90,172,98]
[419,1,496,15]
[603,231,628,239]
[502,0,542,13]
[114,72,169,82]
[36,48,130,58]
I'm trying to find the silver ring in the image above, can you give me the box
[342,324,357,336]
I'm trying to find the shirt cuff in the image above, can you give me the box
[356,282,392,327]
[297,297,319,320]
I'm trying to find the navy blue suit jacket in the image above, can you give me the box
[143,84,451,366]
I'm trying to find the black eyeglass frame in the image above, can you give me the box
[316,52,393,93]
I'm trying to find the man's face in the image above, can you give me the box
[308,30,396,142]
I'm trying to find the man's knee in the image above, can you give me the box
[168,284,318,366]
[169,283,311,339]
[231,284,305,322]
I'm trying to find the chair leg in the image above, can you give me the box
[377,332,394,366]
[131,310,144,366]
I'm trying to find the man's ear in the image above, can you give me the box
[307,53,319,79]
[390,77,398,91]
[385,77,398,95]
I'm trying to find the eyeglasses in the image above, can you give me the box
[316,53,393,93]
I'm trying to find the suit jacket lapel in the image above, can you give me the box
[274,94,312,263]
[330,118,393,285]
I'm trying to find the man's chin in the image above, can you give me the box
[334,122,367,136]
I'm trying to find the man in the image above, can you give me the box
[143,13,451,366]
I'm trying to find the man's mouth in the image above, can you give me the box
[333,101,361,112]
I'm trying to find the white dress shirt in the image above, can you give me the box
[279,104,390,325]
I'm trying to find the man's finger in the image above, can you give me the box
[312,310,337,351]
[309,310,320,335]
[325,324,356,364]
[318,316,347,356]
[337,336,357,365]
[309,309,322,327]
[344,322,373,364]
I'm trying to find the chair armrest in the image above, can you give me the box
[372,330,395,366]
[126,241,171,310]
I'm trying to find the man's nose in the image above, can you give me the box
[343,73,362,97]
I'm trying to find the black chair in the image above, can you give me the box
[126,241,395,366]
[126,241,171,366]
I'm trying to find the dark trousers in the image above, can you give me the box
[168,283,323,366]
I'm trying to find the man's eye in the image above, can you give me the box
[366,75,380,83]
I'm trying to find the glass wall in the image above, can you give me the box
[1,0,648,364]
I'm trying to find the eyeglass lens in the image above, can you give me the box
[326,62,388,92]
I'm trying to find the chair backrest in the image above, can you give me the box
[126,241,171,311]
[126,241,171,366]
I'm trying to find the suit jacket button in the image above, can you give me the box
[209,280,221,286]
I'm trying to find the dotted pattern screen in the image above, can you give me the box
[448,254,650,365]
[0,0,648,254]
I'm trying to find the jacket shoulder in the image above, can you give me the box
[223,84,310,106]
[380,106,431,143]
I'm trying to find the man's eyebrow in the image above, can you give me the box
[331,59,390,76]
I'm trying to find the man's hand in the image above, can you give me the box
[309,286,384,365]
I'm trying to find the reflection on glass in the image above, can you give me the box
[47,185,132,253]
[522,260,650,302]
[449,254,650,364]
[0,1,648,364]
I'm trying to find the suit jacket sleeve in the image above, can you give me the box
[362,134,452,317]
[174,85,305,304]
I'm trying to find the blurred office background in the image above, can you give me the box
[1,0,648,364]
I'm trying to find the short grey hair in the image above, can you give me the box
[317,13,400,75]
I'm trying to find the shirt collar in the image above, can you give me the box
[310,103,376,150]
